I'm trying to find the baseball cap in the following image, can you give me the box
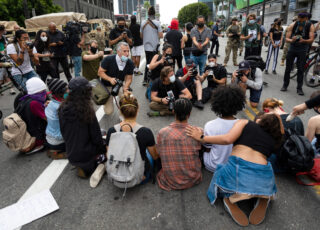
[238,60,251,71]
[69,77,91,92]
[232,17,238,21]
[186,59,194,67]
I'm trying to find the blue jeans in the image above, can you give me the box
[72,56,82,77]
[141,150,154,184]
[249,86,263,103]
[184,55,191,63]
[191,54,207,75]
[12,70,38,91]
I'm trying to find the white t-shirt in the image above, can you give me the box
[203,118,238,172]
[6,43,37,76]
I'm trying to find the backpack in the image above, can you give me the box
[245,55,266,71]
[106,124,145,191]
[279,129,315,173]
[89,79,110,105]
[296,158,320,186]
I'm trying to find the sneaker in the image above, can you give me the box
[223,198,249,227]
[10,88,16,95]
[147,111,161,117]
[297,88,304,96]
[47,150,67,159]
[25,145,44,155]
[280,86,287,92]
[263,81,268,86]
[264,70,269,74]
[280,60,285,66]
[249,198,270,225]
[142,79,148,86]
[194,100,204,110]
[77,167,88,179]
[272,70,277,75]
[90,164,105,188]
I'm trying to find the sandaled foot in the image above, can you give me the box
[223,198,249,227]
[249,198,270,225]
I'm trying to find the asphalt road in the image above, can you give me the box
[0,37,320,229]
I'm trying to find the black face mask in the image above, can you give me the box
[118,25,125,30]
[90,47,97,54]
[277,22,281,26]
[197,23,204,28]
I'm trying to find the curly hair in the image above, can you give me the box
[59,87,95,123]
[258,113,284,148]
[211,85,246,117]
[119,94,139,119]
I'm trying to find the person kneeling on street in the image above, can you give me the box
[157,98,202,191]
[98,42,134,115]
[45,78,68,159]
[232,60,263,108]
[59,77,107,182]
[148,66,192,117]
[176,59,204,109]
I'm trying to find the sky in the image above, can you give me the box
[114,0,198,25]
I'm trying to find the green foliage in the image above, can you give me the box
[143,1,151,10]
[0,0,62,27]
[178,3,210,27]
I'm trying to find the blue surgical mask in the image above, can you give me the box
[121,55,128,62]
[169,75,176,83]
[249,20,256,24]
[63,92,69,99]
[298,21,306,27]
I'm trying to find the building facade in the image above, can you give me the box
[53,0,114,20]
[199,0,214,22]
[118,0,156,15]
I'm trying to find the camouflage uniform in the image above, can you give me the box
[224,24,241,65]
[96,31,106,51]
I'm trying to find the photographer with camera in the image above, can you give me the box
[48,22,73,82]
[224,17,241,66]
[98,42,134,115]
[109,17,133,54]
[240,14,261,58]
[82,40,104,81]
[6,30,39,90]
[176,59,204,109]
[281,12,315,96]
[148,66,191,117]
[231,60,263,108]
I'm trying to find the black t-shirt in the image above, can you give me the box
[151,78,186,99]
[109,27,133,43]
[269,27,283,41]
[165,30,183,57]
[204,64,227,88]
[48,30,67,58]
[100,55,134,87]
[106,126,155,172]
[129,24,142,46]
[68,34,82,56]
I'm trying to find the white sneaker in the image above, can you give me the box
[90,164,105,188]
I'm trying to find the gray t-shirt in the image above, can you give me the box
[190,26,211,55]
[140,18,162,52]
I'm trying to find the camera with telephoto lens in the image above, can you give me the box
[206,62,216,78]
[111,79,123,96]
[165,55,174,66]
[25,41,34,49]
[63,21,91,35]
[167,91,175,112]
[236,70,244,81]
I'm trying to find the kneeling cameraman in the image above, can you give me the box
[148,66,192,117]
[176,59,204,109]
[232,60,263,108]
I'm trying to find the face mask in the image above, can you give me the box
[118,25,125,30]
[121,55,128,62]
[197,23,204,28]
[169,75,176,83]
[209,62,216,67]
[41,36,47,42]
[249,20,256,24]
[90,47,97,54]
[63,92,69,100]
[298,21,306,27]
[166,53,172,57]
[277,22,281,26]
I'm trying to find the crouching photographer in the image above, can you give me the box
[232,60,263,108]
[98,42,134,115]
[148,66,192,117]
[176,59,204,109]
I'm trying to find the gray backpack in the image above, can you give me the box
[106,124,145,190]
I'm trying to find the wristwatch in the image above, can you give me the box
[200,134,204,140]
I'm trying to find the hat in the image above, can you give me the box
[26,77,47,95]
[171,19,179,30]
[274,18,280,22]
[47,78,67,95]
[186,59,194,67]
[232,17,238,21]
[238,60,250,71]
[68,77,91,92]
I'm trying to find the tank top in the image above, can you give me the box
[290,21,311,52]
[183,33,193,56]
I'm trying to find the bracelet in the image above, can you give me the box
[160,98,163,104]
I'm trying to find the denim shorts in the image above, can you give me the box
[249,87,262,103]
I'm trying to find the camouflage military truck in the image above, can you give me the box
[85,19,114,49]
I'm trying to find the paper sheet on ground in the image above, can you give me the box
[0,190,59,230]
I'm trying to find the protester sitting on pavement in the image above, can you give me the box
[48,22,73,82]
[148,66,192,117]
[45,78,68,159]
[157,98,202,191]
[98,42,134,115]
[186,113,284,227]
[59,77,106,178]
[201,54,227,104]
[190,15,211,75]
[109,17,133,53]
[203,85,246,172]
[231,60,263,108]
[7,30,39,90]
[34,30,55,82]
[82,40,104,81]
[129,15,143,75]
[182,22,194,63]
[106,93,160,183]
[176,59,204,109]
[16,77,48,153]
[240,14,261,58]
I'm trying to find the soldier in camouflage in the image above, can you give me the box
[224,18,241,66]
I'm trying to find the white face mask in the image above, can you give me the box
[41,36,48,42]
[169,75,176,83]
[209,62,216,67]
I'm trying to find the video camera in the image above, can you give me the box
[165,55,174,66]
[167,90,175,112]
[206,62,216,78]
[111,79,123,96]
[63,21,91,35]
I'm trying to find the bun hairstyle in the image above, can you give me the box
[119,94,139,119]
[262,98,284,110]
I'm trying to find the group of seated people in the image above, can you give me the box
[15,72,320,226]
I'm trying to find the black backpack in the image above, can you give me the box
[279,129,315,173]
[245,56,266,71]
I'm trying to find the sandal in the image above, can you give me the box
[223,198,249,227]
[249,198,270,225]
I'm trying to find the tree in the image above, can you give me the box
[178,3,210,27]
[0,0,62,27]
